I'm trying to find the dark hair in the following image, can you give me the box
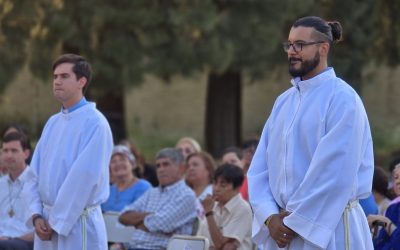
[242,139,259,150]
[2,132,29,150]
[214,163,244,189]
[52,54,92,94]
[373,166,396,200]
[389,157,400,173]
[156,148,184,166]
[222,146,243,160]
[186,151,217,184]
[293,16,343,44]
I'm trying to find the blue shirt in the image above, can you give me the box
[101,179,151,212]
[61,97,88,113]
[123,180,197,249]
[360,193,378,216]
[374,200,400,250]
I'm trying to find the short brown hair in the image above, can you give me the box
[186,151,216,184]
[52,54,92,94]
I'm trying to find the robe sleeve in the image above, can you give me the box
[48,120,113,236]
[24,137,44,226]
[283,91,373,249]
[247,119,280,245]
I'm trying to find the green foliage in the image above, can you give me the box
[0,0,38,91]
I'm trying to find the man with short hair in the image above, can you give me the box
[248,16,374,249]
[0,132,33,250]
[199,164,253,250]
[25,54,113,250]
[119,148,197,250]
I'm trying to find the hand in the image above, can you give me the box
[201,195,215,213]
[34,217,53,241]
[267,211,296,248]
[367,214,390,228]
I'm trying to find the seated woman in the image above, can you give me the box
[102,145,151,212]
[368,163,400,249]
[176,136,201,160]
[186,151,216,201]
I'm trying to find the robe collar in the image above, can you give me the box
[291,67,336,93]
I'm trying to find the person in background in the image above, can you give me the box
[119,148,197,250]
[0,132,34,250]
[185,151,216,201]
[372,166,394,216]
[24,54,113,250]
[198,164,253,250]
[368,163,400,250]
[119,139,158,187]
[221,146,243,169]
[102,145,151,212]
[176,137,201,161]
[240,139,259,201]
[1,123,33,165]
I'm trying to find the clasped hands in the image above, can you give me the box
[33,216,54,241]
[267,211,296,248]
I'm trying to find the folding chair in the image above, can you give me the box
[103,212,136,243]
[167,235,209,250]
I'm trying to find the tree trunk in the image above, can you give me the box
[94,90,126,143]
[205,70,242,158]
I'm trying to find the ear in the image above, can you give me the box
[23,149,30,161]
[319,42,330,57]
[78,77,87,89]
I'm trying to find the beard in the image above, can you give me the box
[288,51,320,78]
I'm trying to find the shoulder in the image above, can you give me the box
[0,175,7,185]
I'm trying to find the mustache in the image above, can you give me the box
[289,57,302,63]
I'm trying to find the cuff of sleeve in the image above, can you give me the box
[284,212,333,249]
[26,206,43,228]
[49,218,74,236]
[143,216,155,233]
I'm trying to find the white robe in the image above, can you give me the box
[25,103,113,250]
[248,68,374,250]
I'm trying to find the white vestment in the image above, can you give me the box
[25,102,113,250]
[248,68,374,250]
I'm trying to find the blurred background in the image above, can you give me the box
[0,0,399,164]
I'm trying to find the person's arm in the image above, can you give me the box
[16,231,34,242]
[201,196,230,249]
[119,211,150,227]
[284,90,373,249]
[143,191,196,234]
[247,118,280,245]
[23,138,45,226]
[49,120,113,236]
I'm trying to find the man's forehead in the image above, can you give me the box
[53,63,74,74]
[156,157,172,164]
[288,26,315,41]
[2,140,23,149]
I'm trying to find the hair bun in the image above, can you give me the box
[328,21,343,43]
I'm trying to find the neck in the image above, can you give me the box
[373,191,386,204]
[115,175,136,190]
[302,61,328,80]
[9,167,25,181]
[63,95,83,109]
[191,181,210,196]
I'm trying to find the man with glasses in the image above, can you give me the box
[248,16,374,250]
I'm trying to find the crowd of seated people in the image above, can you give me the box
[368,160,400,250]
[4,124,400,250]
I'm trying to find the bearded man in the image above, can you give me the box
[247,16,374,250]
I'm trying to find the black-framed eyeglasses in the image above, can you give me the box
[283,41,325,53]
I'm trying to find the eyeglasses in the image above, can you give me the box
[283,41,325,52]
